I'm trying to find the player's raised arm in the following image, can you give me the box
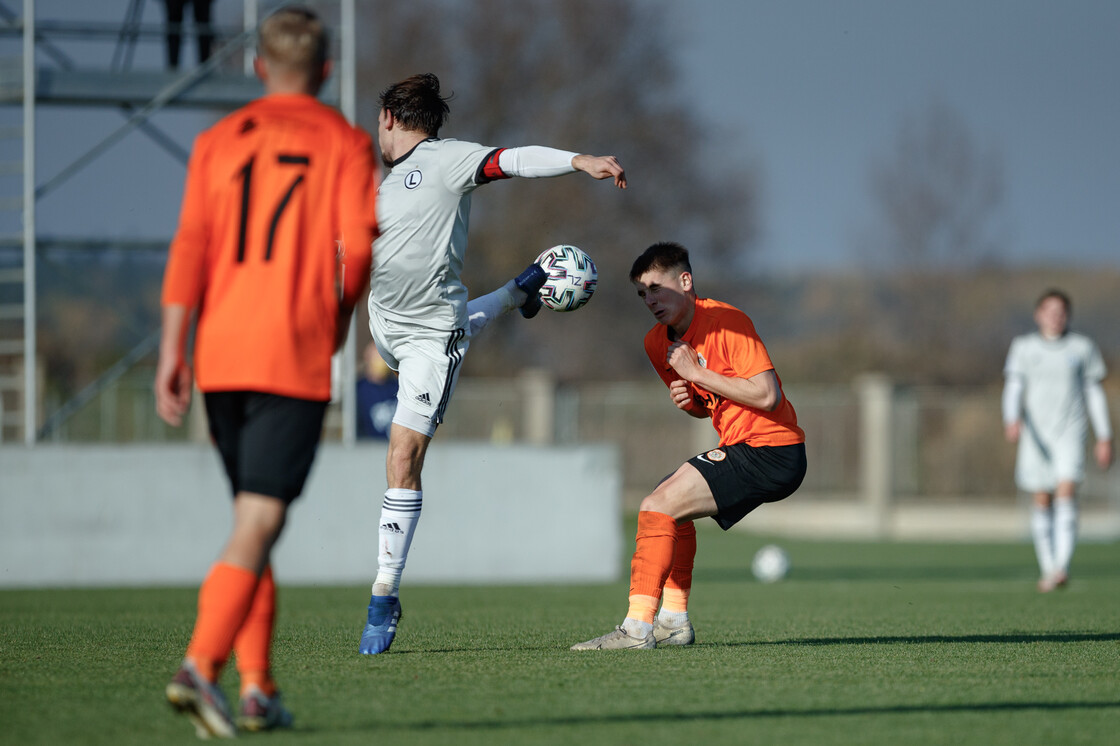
[494,147,626,188]
[572,154,627,188]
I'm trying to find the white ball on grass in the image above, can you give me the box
[751,544,790,583]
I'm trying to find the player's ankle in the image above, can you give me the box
[622,618,653,638]
[657,609,689,627]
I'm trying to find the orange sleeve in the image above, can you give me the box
[643,327,673,386]
[721,313,775,381]
[161,133,211,309]
[336,130,377,310]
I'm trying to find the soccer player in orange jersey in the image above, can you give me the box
[572,242,806,650]
[155,7,377,736]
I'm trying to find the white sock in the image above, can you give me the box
[466,282,520,337]
[1030,505,1055,577]
[1052,498,1078,575]
[657,609,689,627]
[373,488,422,596]
[621,617,653,638]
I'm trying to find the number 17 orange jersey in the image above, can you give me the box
[162,93,378,401]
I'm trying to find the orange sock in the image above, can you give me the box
[662,520,696,613]
[626,511,678,624]
[185,562,259,682]
[234,565,276,697]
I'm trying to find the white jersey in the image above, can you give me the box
[1003,331,1107,446]
[369,138,500,330]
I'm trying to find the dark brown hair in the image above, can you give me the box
[629,241,692,282]
[379,73,451,137]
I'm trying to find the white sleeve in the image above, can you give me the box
[1002,375,1023,426]
[1085,380,1112,440]
[1085,338,1108,382]
[1002,338,1023,425]
[497,146,578,178]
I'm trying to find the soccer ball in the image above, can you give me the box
[535,244,598,312]
[751,544,790,583]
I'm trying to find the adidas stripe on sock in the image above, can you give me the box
[374,488,422,596]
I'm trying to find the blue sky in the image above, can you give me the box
[12,0,1120,277]
[668,0,1120,274]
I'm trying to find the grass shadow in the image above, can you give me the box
[716,631,1120,647]
[694,563,1120,583]
[341,699,1120,733]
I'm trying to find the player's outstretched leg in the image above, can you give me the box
[166,660,238,739]
[465,262,548,336]
[359,594,402,654]
[515,263,547,319]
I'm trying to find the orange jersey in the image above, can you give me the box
[643,297,804,447]
[162,94,377,400]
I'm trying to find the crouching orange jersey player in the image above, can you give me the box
[155,6,377,737]
[572,241,805,650]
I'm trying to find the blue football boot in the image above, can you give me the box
[515,263,548,319]
[359,595,402,654]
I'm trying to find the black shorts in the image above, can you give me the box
[688,442,806,530]
[204,391,327,503]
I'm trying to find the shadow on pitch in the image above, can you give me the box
[692,563,1120,583]
[375,630,1120,656]
[343,699,1120,733]
[720,631,1120,647]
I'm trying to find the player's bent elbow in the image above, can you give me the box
[757,389,781,412]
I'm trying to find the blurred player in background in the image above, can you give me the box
[359,72,627,654]
[356,341,398,439]
[163,0,215,70]
[572,242,805,650]
[1002,289,1112,593]
[155,7,377,737]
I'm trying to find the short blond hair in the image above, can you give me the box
[257,6,329,74]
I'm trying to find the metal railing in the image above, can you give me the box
[33,369,1120,515]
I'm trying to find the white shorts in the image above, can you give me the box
[368,313,470,437]
[1015,425,1085,492]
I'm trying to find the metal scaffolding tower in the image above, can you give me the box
[0,0,357,446]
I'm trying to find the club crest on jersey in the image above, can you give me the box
[404,170,423,189]
[706,449,726,462]
[697,353,707,368]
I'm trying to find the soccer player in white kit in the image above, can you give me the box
[1002,289,1113,592]
[359,73,627,653]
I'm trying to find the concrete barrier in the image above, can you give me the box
[0,442,622,588]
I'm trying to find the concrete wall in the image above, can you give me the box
[0,442,622,588]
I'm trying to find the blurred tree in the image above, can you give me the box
[852,100,1009,382]
[355,0,759,379]
[862,98,1006,271]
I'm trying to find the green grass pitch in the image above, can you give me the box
[2,525,1118,745]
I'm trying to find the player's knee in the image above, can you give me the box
[640,492,678,518]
